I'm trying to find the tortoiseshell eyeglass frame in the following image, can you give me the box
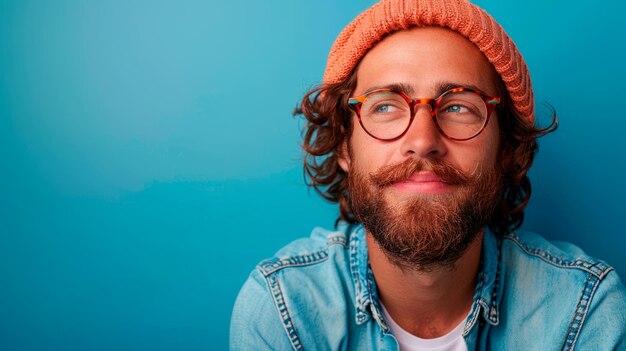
[347,87,501,142]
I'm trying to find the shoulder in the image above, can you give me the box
[231,225,359,350]
[501,231,613,279]
[230,267,293,350]
[497,231,626,349]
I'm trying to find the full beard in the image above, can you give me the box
[348,157,501,271]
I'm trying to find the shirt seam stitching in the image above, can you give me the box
[264,273,304,351]
[503,234,612,279]
[257,235,349,276]
[561,273,601,351]
[349,231,370,324]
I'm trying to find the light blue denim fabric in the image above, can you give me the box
[230,224,626,350]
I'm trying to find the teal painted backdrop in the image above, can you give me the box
[1,1,625,350]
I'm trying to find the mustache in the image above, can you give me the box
[370,158,471,187]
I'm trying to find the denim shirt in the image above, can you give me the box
[230,224,626,350]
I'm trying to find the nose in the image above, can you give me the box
[399,104,447,159]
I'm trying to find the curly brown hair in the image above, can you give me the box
[294,68,557,236]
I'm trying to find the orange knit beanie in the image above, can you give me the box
[323,0,534,124]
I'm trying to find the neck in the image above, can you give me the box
[367,230,483,339]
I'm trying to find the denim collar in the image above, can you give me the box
[348,224,502,333]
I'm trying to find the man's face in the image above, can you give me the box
[338,27,502,269]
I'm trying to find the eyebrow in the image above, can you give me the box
[364,83,414,96]
[435,82,491,96]
[362,81,492,98]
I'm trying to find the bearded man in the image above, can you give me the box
[230,0,626,350]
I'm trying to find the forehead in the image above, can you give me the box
[354,26,499,97]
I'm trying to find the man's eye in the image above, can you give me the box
[375,104,391,113]
[444,104,468,113]
[373,104,400,113]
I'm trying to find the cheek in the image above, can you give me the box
[469,122,500,170]
[484,119,501,165]
[349,120,397,172]
[446,125,500,174]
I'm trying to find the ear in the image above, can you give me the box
[337,139,351,172]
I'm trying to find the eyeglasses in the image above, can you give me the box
[347,87,500,141]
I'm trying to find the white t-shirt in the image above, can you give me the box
[380,304,468,351]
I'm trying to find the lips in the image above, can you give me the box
[391,171,452,194]
[404,171,447,183]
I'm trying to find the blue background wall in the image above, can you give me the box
[1,1,625,350]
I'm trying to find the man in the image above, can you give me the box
[230,0,626,350]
